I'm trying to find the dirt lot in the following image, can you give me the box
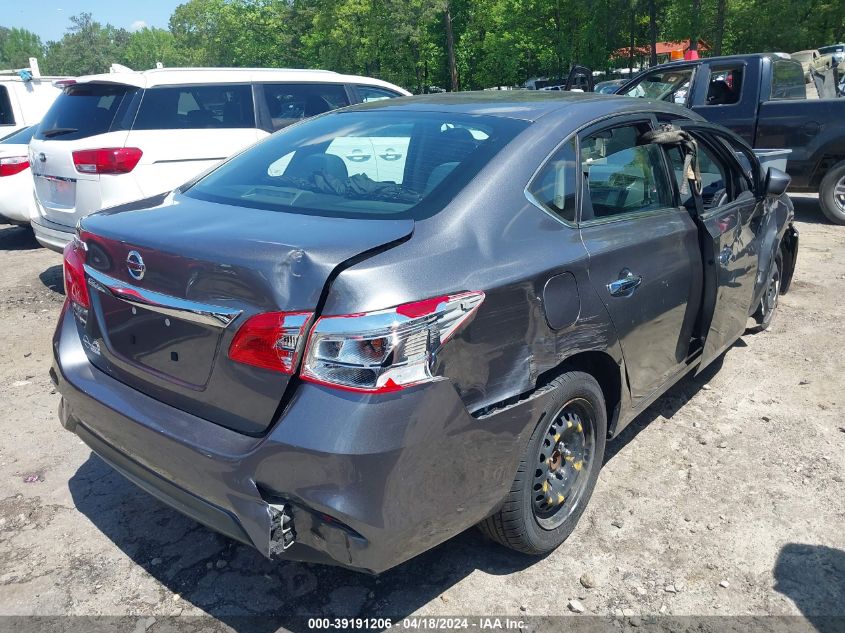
[0,196,843,631]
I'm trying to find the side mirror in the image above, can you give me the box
[764,167,791,197]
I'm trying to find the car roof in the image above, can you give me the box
[340,89,695,122]
[71,67,410,94]
[631,52,793,72]
[0,76,69,84]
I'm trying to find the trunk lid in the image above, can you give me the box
[78,193,414,434]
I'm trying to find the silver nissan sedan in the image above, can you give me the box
[53,91,798,573]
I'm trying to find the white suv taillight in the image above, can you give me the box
[301,292,485,393]
[72,148,143,174]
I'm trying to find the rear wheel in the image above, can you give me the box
[478,371,607,554]
[819,160,845,225]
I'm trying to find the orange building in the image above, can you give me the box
[613,39,711,65]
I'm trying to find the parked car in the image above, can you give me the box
[53,92,798,574]
[0,125,38,225]
[1,66,67,139]
[617,53,845,224]
[790,49,832,81]
[29,67,410,252]
[594,79,626,94]
[818,44,845,64]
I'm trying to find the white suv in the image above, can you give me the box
[28,67,410,251]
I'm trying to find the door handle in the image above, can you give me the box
[718,246,732,266]
[607,269,643,297]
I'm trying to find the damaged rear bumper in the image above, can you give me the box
[53,304,551,573]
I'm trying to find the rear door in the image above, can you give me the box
[674,121,764,371]
[578,116,704,399]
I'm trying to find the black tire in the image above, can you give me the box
[819,160,845,225]
[478,371,607,555]
[751,251,783,332]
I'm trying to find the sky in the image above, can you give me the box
[0,0,181,42]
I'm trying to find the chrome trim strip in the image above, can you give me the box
[84,265,242,328]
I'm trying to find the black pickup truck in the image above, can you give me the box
[617,53,845,223]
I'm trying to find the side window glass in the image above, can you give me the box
[528,138,577,223]
[262,83,350,131]
[667,141,729,209]
[770,61,806,100]
[581,125,672,220]
[705,66,743,105]
[622,68,694,105]
[356,85,402,102]
[0,86,13,125]
[134,84,254,130]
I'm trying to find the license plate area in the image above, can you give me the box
[34,175,76,209]
[97,292,221,388]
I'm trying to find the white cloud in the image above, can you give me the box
[128,20,147,32]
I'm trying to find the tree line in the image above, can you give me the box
[1,0,843,93]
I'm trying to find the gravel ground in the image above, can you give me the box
[0,195,843,632]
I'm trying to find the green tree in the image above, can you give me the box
[0,27,44,69]
[42,13,130,76]
[123,27,189,70]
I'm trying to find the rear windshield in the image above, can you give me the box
[35,83,140,141]
[134,84,255,130]
[0,86,14,126]
[184,110,527,219]
[0,125,36,144]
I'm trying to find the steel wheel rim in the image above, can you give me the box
[531,397,596,530]
[835,175,845,213]
[762,264,781,318]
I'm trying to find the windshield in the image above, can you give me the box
[184,110,528,219]
[791,52,813,62]
[622,68,694,105]
[34,83,139,141]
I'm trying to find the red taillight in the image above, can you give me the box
[0,156,29,177]
[72,148,142,175]
[228,312,313,374]
[301,291,485,393]
[62,235,90,310]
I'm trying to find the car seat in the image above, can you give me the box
[707,80,735,105]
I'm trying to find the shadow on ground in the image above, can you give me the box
[69,454,534,633]
[0,224,39,250]
[604,352,725,464]
[39,264,64,296]
[774,544,845,633]
[789,195,828,225]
